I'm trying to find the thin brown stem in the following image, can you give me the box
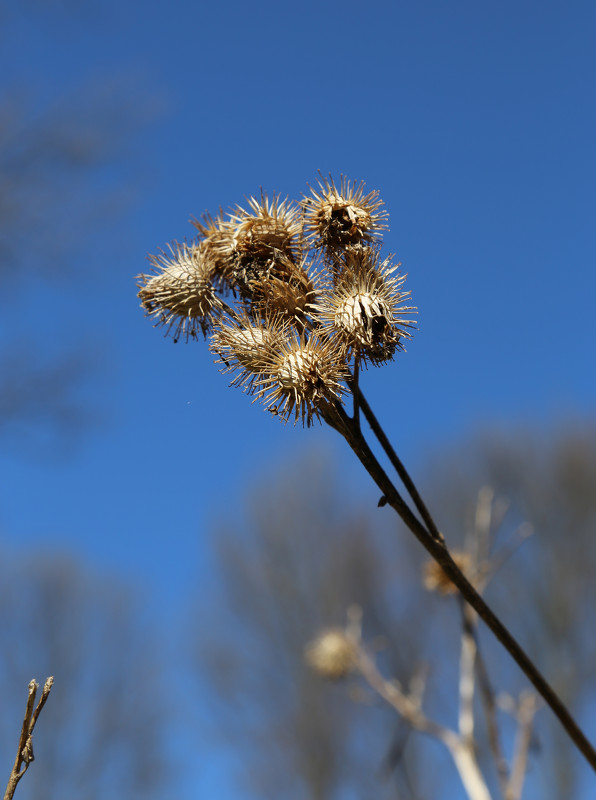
[355,386,444,543]
[4,677,53,800]
[325,399,596,773]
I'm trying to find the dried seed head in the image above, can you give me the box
[423,552,473,595]
[254,331,349,426]
[137,242,222,341]
[210,314,287,386]
[245,254,319,327]
[305,629,357,680]
[302,174,388,252]
[315,248,416,365]
[229,193,301,291]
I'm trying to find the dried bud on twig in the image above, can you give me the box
[305,629,357,680]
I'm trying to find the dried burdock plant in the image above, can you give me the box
[136,175,596,774]
[137,241,223,342]
[302,173,388,252]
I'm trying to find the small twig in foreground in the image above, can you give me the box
[4,677,54,800]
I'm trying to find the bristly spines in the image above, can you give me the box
[137,175,416,424]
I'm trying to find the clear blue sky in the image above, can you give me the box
[1,0,595,796]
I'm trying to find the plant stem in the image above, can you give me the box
[355,386,443,543]
[324,400,596,773]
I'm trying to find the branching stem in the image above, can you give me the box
[4,677,53,800]
[324,398,596,773]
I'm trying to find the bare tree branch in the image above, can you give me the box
[505,693,541,800]
[354,640,491,800]
[4,677,53,800]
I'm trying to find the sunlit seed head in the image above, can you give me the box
[302,173,388,252]
[335,293,392,340]
[304,629,357,681]
[210,314,294,400]
[212,321,275,372]
[278,350,317,390]
[137,242,221,341]
[245,255,319,326]
[254,333,348,426]
[230,192,301,263]
[315,249,416,366]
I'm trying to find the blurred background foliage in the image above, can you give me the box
[197,430,596,800]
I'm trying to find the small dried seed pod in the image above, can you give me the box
[253,331,349,426]
[305,629,357,680]
[315,248,416,366]
[302,173,388,253]
[137,241,222,342]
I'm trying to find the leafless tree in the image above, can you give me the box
[198,446,449,799]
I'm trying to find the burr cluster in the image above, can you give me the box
[137,175,416,425]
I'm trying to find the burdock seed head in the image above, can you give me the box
[137,241,222,342]
[228,193,302,291]
[302,173,388,253]
[210,313,288,395]
[245,253,319,328]
[251,330,349,426]
[315,247,416,366]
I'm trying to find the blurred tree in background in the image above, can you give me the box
[0,3,173,798]
[0,553,170,800]
[198,425,596,799]
[0,0,155,455]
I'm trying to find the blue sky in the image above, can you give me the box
[1,0,595,796]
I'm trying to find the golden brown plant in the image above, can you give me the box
[137,176,414,423]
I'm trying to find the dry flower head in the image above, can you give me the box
[137,242,222,342]
[138,174,416,425]
[302,173,388,251]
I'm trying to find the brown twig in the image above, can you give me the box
[4,677,54,800]
[355,386,444,544]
